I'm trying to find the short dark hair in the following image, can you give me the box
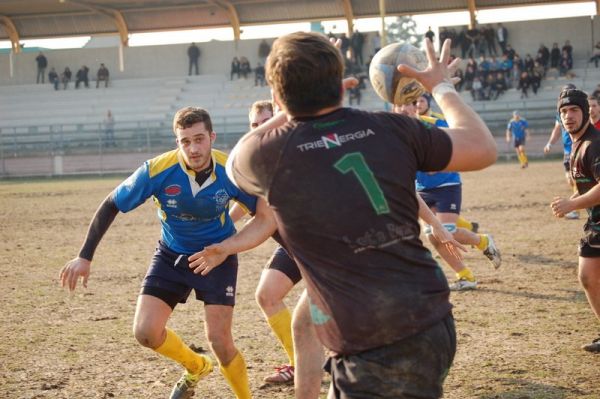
[172,107,213,135]
[266,32,343,117]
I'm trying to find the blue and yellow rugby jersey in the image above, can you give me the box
[507,119,528,140]
[416,114,461,190]
[113,148,257,254]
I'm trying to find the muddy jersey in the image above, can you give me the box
[114,148,257,254]
[571,125,600,238]
[228,107,453,355]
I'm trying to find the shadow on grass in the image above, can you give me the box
[478,378,585,399]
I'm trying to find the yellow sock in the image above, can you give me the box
[522,152,528,164]
[476,234,488,251]
[220,351,252,399]
[456,267,476,282]
[517,152,524,165]
[267,308,295,366]
[154,328,207,375]
[456,216,473,231]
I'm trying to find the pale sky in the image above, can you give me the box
[0,1,595,50]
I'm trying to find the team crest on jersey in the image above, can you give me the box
[226,286,235,297]
[214,189,230,207]
[165,184,182,196]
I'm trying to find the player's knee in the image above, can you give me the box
[255,286,279,311]
[206,329,233,355]
[133,323,161,349]
[578,267,599,290]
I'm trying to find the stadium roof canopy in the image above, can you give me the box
[0,0,595,52]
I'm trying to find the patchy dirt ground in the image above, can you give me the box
[1,159,599,399]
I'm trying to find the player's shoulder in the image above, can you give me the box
[148,149,180,178]
[211,148,229,167]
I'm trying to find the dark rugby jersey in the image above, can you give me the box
[570,125,600,229]
[230,107,453,355]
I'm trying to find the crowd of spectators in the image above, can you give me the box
[441,25,577,101]
[36,52,110,90]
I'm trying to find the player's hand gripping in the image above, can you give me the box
[430,224,467,260]
[397,38,460,93]
[188,244,229,276]
[59,257,91,291]
[550,196,575,218]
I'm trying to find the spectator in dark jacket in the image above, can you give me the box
[230,57,240,80]
[61,67,72,90]
[96,63,110,88]
[187,43,201,76]
[550,43,561,68]
[75,65,89,88]
[48,67,59,90]
[36,52,48,84]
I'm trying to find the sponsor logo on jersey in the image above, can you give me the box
[166,199,178,208]
[165,184,182,196]
[296,129,375,152]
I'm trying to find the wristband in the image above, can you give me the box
[431,81,456,102]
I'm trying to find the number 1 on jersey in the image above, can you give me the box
[334,152,390,215]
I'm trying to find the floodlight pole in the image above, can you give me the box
[467,0,477,29]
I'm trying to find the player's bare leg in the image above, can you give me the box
[292,290,324,399]
[255,269,295,383]
[579,257,600,352]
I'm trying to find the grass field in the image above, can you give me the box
[1,159,599,399]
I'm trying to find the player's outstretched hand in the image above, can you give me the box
[397,38,457,93]
[431,224,467,260]
[59,257,91,291]
[189,244,229,276]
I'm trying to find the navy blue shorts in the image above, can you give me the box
[513,137,526,148]
[265,245,302,284]
[419,185,462,214]
[140,241,238,308]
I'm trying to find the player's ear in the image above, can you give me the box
[210,131,216,144]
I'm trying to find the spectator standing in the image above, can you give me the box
[61,67,72,90]
[96,63,110,88]
[187,42,201,76]
[504,44,516,61]
[36,52,48,84]
[48,67,59,90]
[530,63,543,95]
[425,26,435,44]
[538,44,550,69]
[339,33,350,59]
[484,25,497,56]
[103,110,116,147]
[563,40,573,64]
[497,23,508,54]
[465,25,480,58]
[75,65,89,89]
[254,62,266,87]
[258,39,270,64]
[350,30,365,66]
[550,42,561,68]
[230,57,240,80]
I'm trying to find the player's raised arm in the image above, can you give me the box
[398,38,497,172]
[59,193,119,291]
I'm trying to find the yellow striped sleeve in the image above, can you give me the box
[212,149,229,167]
